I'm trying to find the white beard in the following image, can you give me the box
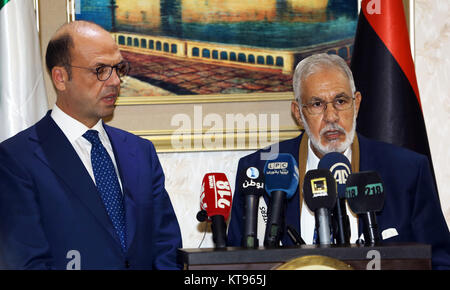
[301,109,357,157]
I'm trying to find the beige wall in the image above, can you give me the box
[38,1,449,248]
[37,0,66,107]
[414,0,450,229]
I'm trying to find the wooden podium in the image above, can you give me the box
[178,243,431,270]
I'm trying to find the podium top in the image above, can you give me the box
[179,243,431,270]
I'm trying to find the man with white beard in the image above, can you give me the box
[227,53,450,269]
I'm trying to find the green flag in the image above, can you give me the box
[0,0,11,10]
[0,0,48,142]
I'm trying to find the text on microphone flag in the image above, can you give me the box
[330,162,351,185]
[345,183,384,199]
[200,173,233,219]
[215,179,232,209]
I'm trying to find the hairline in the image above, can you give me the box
[45,21,110,79]
[293,53,356,105]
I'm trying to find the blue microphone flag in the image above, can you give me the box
[263,153,299,199]
[318,152,352,198]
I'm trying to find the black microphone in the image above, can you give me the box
[237,166,265,248]
[263,153,299,248]
[345,171,385,246]
[303,169,337,245]
[287,225,305,246]
[196,209,208,222]
[318,152,352,245]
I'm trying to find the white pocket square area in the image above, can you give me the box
[382,228,399,240]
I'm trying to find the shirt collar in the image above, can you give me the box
[51,104,105,143]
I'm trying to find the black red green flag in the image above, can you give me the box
[350,0,434,172]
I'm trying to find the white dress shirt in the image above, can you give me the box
[50,104,123,191]
[300,140,359,244]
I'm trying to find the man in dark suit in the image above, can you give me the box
[227,53,450,269]
[0,21,182,269]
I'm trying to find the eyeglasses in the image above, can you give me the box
[301,95,355,115]
[68,61,130,81]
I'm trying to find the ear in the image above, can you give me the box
[51,66,69,91]
[354,91,362,116]
[291,101,304,127]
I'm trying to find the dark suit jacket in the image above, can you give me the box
[227,131,450,269]
[0,112,182,269]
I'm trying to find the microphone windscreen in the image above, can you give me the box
[318,152,352,198]
[345,171,385,214]
[196,210,208,222]
[200,173,233,220]
[236,166,265,197]
[303,169,337,211]
[263,153,299,199]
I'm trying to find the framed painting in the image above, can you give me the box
[70,0,358,106]
[65,0,359,152]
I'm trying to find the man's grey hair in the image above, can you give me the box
[292,53,356,104]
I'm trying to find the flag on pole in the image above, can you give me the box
[0,0,48,142]
[350,0,434,170]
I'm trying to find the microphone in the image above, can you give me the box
[287,225,305,246]
[303,169,337,245]
[263,153,299,247]
[345,171,385,246]
[199,173,233,248]
[318,152,352,245]
[237,166,265,248]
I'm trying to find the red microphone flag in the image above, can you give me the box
[200,173,232,221]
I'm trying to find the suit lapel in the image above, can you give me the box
[282,133,302,242]
[104,125,139,251]
[32,114,123,249]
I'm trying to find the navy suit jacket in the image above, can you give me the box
[0,112,182,269]
[227,132,450,269]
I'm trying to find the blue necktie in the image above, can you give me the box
[83,130,127,252]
